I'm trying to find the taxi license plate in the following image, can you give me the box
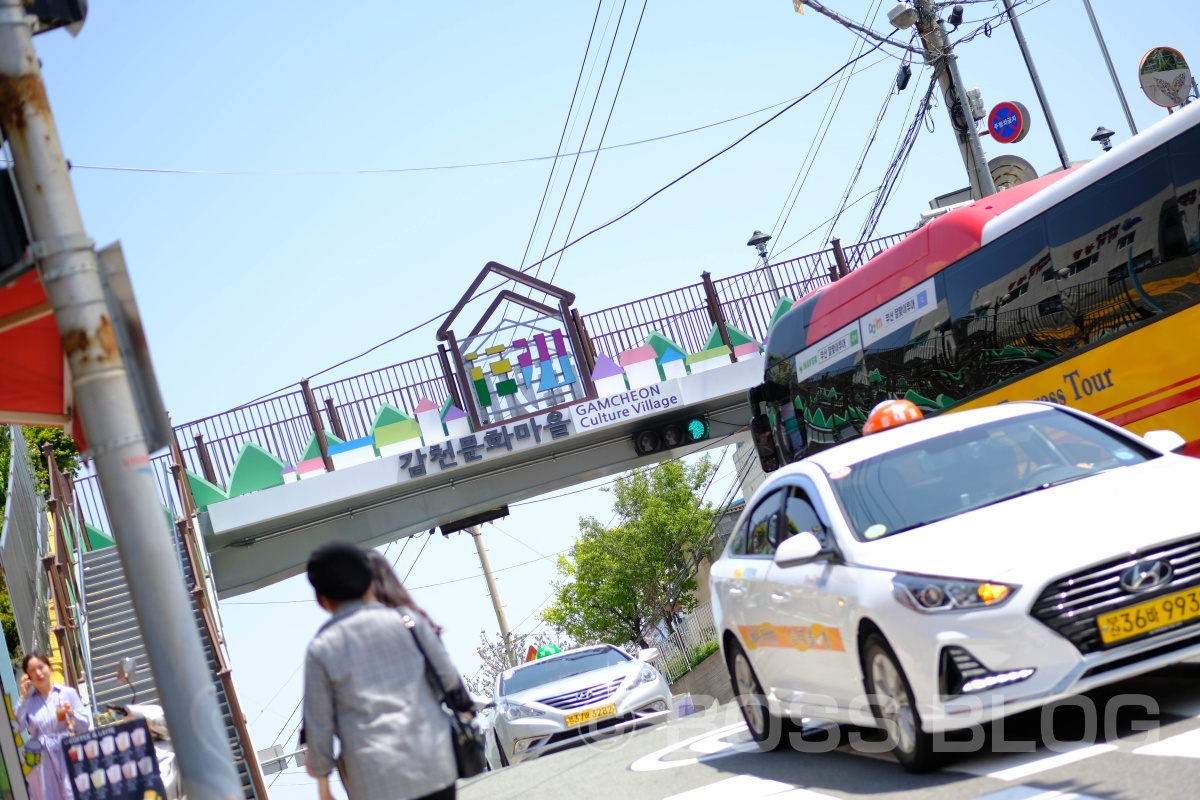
[564,702,617,727]
[1097,584,1200,645]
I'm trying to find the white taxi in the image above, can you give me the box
[711,401,1200,772]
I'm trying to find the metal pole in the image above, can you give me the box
[1001,0,1070,170]
[915,0,997,198]
[0,6,245,800]
[758,252,780,298]
[469,526,516,666]
[1080,0,1137,135]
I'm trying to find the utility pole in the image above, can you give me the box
[1080,0,1137,135]
[1001,0,1070,171]
[913,0,997,198]
[0,6,244,800]
[470,526,516,666]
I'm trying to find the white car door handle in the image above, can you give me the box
[729,586,745,596]
[770,592,790,602]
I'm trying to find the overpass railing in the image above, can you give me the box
[70,231,909,536]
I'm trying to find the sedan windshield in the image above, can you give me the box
[499,647,630,696]
[829,409,1155,542]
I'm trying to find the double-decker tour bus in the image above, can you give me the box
[750,99,1200,472]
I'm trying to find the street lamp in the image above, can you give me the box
[1090,125,1115,153]
[747,230,780,298]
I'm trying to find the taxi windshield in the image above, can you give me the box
[498,647,630,696]
[828,409,1154,542]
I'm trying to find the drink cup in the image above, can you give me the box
[100,736,115,756]
[115,732,131,753]
[84,740,100,759]
[90,769,105,789]
[106,765,121,785]
[121,762,137,781]
[56,704,67,722]
[137,756,153,776]
[74,772,90,794]
[131,728,147,748]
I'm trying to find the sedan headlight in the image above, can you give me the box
[625,664,659,690]
[499,702,545,721]
[892,573,1017,612]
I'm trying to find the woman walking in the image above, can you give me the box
[16,652,90,800]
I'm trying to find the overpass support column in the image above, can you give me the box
[470,526,516,667]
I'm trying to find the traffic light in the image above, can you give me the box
[632,416,710,456]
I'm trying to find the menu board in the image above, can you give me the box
[61,719,168,800]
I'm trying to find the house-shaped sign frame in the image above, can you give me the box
[437,261,597,430]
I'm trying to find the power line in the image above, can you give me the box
[546,0,650,287]
[519,0,607,273]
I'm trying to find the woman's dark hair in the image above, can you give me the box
[22,651,51,676]
[367,551,440,631]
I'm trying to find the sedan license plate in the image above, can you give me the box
[1098,585,1200,644]
[564,702,616,727]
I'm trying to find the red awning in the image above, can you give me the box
[0,271,78,435]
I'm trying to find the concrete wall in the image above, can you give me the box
[669,650,733,708]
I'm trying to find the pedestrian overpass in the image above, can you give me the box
[71,233,906,597]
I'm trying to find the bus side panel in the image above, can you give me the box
[953,303,1200,450]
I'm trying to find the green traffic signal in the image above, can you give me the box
[685,418,710,443]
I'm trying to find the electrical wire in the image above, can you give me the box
[216,42,892,414]
[518,0,607,273]
[801,0,924,55]
[546,0,650,287]
[769,0,886,264]
[823,70,897,243]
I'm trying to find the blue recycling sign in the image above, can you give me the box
[988,101,1031,144]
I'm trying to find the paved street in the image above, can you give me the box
[462,661,1200,800]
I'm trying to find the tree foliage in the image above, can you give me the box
[464,630,580,697]
[541,456,718,648]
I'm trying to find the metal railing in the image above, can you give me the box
[68,231,911,535]
[649,602,719,684]
[1,426,53,656]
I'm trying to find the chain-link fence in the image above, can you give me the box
[1,425,53,656]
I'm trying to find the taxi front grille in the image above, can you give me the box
[1030,532,1200,654]
[537,677,624,710]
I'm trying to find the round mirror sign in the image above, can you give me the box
[1139,47,1192,108]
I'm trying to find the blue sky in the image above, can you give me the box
[27,1,1199,794]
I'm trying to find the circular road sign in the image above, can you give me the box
[988,101,1031,144]
[1140,47,1192,108]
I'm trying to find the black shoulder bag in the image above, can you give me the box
[401,614,487,779]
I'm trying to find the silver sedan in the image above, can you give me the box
[486,644,671,767]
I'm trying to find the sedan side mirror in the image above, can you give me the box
[637,647,660,662]
[774,531,823,568]
[481,700,496,712]
[1143,429,1186,454]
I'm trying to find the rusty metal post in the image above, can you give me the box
[0,7,247,798]
[193,434,218,485]
[700,271,736,363]
[300,378,335,472]
[323,396,347,441]
[559,300,596,400]
[436,344,464,415]
[831,237,851,279]
[571,308,596,374]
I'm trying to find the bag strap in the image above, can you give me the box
[402,613,451,700]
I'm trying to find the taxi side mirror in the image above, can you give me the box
[637,647,660,662]
[1143,429,1186,454]
[774,531,823,568]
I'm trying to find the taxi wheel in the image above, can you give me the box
[494,730,510,768]
[861,634,939,773]
[726,642,799,752]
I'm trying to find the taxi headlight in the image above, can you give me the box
[892,573,1017,612]
[625,665,659,690]
[499,702,545,721]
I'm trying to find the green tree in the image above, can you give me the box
[541,456,718,648]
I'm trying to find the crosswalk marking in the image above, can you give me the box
[952,743,1116,781]
[971,787,1105,800]
[1133,726,1200,757]
[662,776,838,800]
